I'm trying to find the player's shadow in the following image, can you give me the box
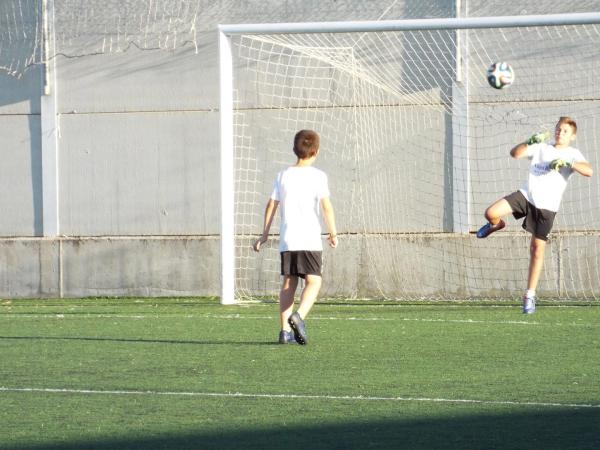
[0,335,276,346]
[8,407,600,450]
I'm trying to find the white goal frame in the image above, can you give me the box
[218,12,600,305]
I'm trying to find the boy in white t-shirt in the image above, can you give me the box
[253,130,338,344]
[477,117,593,313]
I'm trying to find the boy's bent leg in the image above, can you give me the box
[477,198,512,238]
[280,275,298,332]
[288,274,322,345]
[296,274,322,319]
[484,198,513,224]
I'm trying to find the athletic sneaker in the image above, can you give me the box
[522,295,536,314]
[278,330,296,344]
[288,312,308,345]
[476,219,506,238]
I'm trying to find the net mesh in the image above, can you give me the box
[0,0,455,78]
[230,22,600,300]
[0,0,205,77]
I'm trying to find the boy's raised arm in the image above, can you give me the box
[510,131,549,159]
[510,142,529,159]
[571,160,593,177]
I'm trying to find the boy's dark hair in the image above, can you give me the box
[558,116,577,134]
[293,130,320,159]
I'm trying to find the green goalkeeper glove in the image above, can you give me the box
[525,131,550,146]
[549,158,573,171]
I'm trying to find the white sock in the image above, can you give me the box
[525,289,536,299]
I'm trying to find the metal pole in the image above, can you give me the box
[219,29,235,305]
[41,0,59,237]
[219,12,600,35]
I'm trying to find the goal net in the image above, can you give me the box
[221,14,600,302]
[0,0,449,78]
[0,0,202,78]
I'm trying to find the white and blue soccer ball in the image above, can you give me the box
[486,62,514,89]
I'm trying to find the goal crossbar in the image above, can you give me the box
[218,12,600,35]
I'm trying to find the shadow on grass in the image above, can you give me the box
[10,407,600,450]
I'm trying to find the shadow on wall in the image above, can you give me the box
[12,407,600,450]
[0,67,43,236]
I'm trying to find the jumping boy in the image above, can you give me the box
[477,117,593,313]
[253,130,338,344]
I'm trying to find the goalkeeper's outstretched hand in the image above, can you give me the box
[525,131,550,146]
[549,158,572,171]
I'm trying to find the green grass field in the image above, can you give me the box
[1,297,599,450]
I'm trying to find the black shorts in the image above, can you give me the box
[504,191,556,241]
[280,251,322,278]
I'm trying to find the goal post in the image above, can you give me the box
[219,12,600,304]
[219,29,236,305]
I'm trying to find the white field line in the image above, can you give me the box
[0,313,598,327]
[1,386,598,409]
[1,302,594,309]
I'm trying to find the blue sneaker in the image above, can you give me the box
[278,330,296,344]
[288,312,308,345]
[476,219,505,238]
[522,295,536,314]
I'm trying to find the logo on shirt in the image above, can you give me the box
[531,162,551,176]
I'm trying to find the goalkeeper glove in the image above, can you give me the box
[525,131,550,146]
[549,158,573,171]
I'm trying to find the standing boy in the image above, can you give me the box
[477,117,593,313]
[253,130,338,344]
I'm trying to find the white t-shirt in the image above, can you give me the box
[270,166,330,252]
[519,142,586,212]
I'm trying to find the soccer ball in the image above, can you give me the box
[487,62,514,89]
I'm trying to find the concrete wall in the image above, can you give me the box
[2,232,598,299]
[0,0,599,299]
[0,237,219,298]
